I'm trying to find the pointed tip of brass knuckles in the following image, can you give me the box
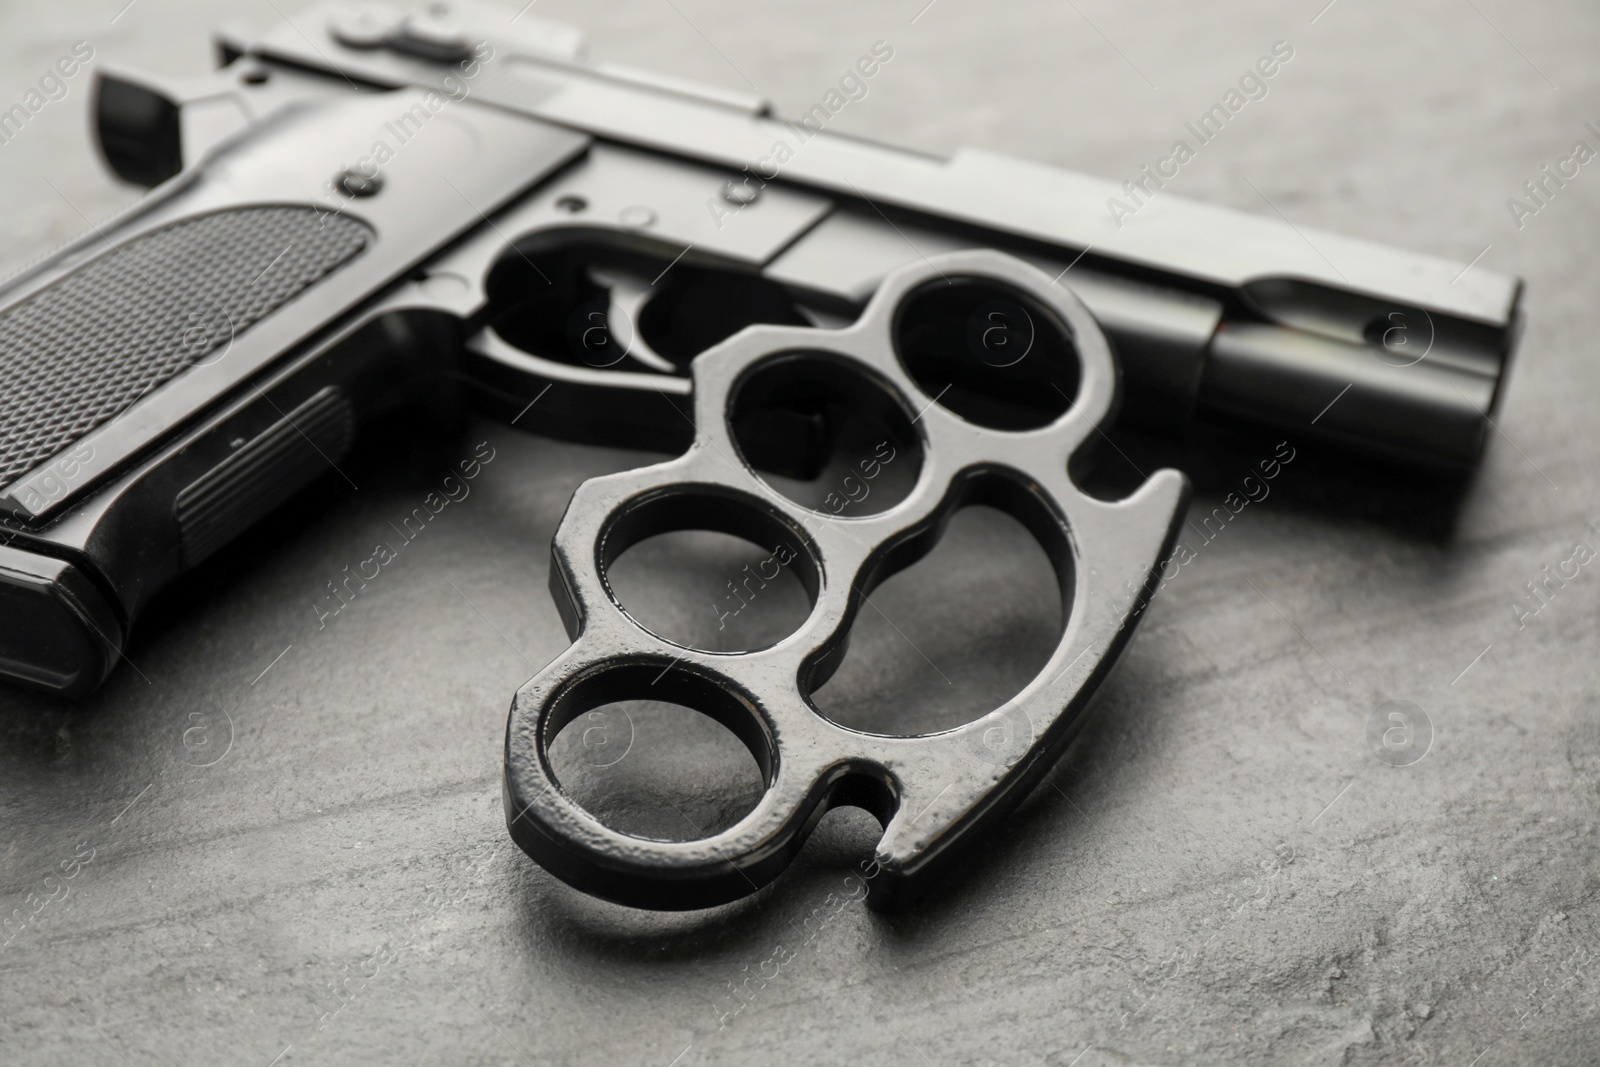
[502,248,1190,913]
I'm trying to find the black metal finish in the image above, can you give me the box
[0,544,121,697]
[0,0,1528,914]
[0,207,370,487]
[172,385,356,566]
[503,251,1189,910]
[0,86,588,695]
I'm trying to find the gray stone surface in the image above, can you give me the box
[3,1,1600,1064]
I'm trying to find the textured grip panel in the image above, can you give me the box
[0,206,371,487]
[174,386,355,567]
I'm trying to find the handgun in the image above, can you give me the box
[0,0,1519,700]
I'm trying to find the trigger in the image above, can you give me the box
[587,268,678,374]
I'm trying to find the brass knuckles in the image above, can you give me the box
[503,249,1191,911]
